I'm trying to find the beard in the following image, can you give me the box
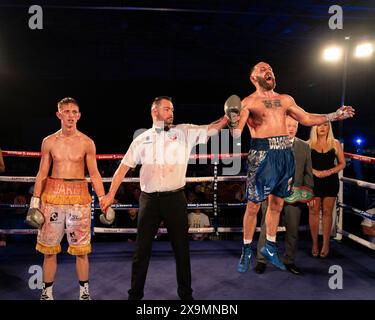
[156,117,173,129]
[256,76,276,90]
[165,117,174,127]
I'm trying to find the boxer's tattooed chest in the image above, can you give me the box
[262,99,282,109]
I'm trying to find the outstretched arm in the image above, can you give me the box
[207,116,230,136]
[100,163,131,212]
[286,96,355,126]
[86,139,105,198]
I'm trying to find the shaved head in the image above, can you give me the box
[249,62,275,90]
[250,61,271,77]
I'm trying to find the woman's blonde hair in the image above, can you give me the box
[308,122,337,151]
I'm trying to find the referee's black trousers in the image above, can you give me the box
[128,189,193,300]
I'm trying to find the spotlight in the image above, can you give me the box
[354,137,364,146]
[354,43,374,58]
[323,46,343,62]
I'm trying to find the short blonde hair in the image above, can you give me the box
[57,97,79,111]
[308,122,336,152]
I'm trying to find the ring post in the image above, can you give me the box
[213,161,219,237]
[335,151,344,241]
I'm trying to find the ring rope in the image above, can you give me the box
[0,226,288,235]
[0,176,247,183]
[0,203,247,210]
[2,175,375,191]
[93,226,288,234]
[337,203,375,221]
[340,177,375,190]
[337,229,375,250]
[0,229,38,235]
[2,202,374,222]
[2,150,375,164]
[1,150,246,160]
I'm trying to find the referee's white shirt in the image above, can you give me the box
[121,124,209,193]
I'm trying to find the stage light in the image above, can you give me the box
[354,137,364,146]
[354,43,373,58]
[323,46,342,62]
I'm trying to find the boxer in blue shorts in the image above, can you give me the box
[230,62,354,273]
[246,136,295,204]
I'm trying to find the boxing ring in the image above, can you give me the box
[0,150,374,300]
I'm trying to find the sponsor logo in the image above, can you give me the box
[70,231,77,243]
[69,214,81,221]
[50,212,58,222]
[266,248,275,257]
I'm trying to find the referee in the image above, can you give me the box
[100,96,229,300]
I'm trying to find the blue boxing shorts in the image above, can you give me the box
[246,136,295,203]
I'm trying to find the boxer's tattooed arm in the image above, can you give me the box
[262,99,282,108]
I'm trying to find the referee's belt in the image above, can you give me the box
[144,187,185,197]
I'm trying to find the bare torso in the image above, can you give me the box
[243,91,292,138]
[45,130,90,179]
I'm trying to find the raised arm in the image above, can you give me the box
[33,138,52,197]
[223,94,248,138]
[86,139,105,198]
[286,96,355,126]
[207,116,229,136]
[232,105,250,138]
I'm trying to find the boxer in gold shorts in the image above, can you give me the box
[27,97,113,300]
[36,177,92,256]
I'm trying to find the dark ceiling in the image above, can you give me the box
[0,0,374,152]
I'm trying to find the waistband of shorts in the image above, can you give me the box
[49,177,87,182]
[249,136,292,150]
[143,187,185,197]
[41,177,91,205]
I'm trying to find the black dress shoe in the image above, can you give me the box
[255,262,267,274]
[285,263,303,275]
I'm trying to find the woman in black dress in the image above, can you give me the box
[308,123,346,258]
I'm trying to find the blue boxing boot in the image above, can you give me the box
[260,240,286,271]
[237,244,252,273]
